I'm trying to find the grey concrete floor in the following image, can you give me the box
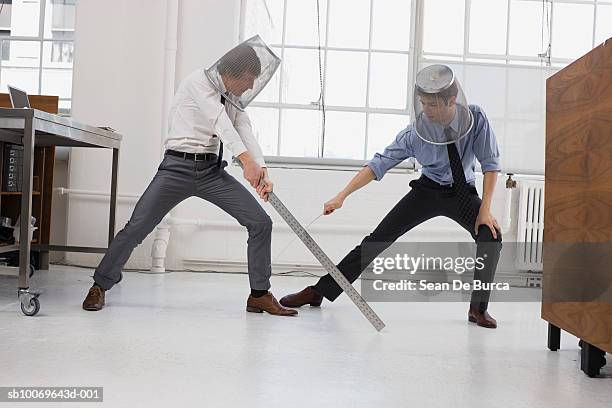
[1,266,610,408]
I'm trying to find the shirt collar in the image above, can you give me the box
[447,107,460,133]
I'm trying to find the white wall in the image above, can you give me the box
[175,0,240,81]
[68,0,167,268]
[67,0,523,276]
[49,158,68,263]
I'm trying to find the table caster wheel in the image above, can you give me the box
[18,290,41,316]
[21,296,40,316]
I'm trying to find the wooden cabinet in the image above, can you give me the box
[543,38,612,377]
[0,94,58,268]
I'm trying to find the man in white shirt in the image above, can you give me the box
[83,43,297,316]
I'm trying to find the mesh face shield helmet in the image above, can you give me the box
[205,35,281,111]
[413,64,473,145]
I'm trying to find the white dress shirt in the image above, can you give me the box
[165,69,266,167]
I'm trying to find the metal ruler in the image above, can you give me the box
[267,191,386,331]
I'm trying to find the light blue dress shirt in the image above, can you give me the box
[367,105,501,186]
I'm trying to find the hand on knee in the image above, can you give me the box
[476,224,502,243]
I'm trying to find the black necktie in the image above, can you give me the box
[445,128,477,224]
[217,95,225,168]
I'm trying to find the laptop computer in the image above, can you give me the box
[7,85,31,109]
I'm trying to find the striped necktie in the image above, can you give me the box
[445,128,478,224]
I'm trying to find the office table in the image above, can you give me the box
[0,108,122,316]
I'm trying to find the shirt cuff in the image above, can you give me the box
[225,141,248,159]
[366,161,385,181]
[254,156,266,167]
[479,156,501,173]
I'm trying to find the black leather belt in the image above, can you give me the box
[166,150,218,161]
[410,175,476,194]
[417,175,454,189]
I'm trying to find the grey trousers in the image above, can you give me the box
[93,153,273,291]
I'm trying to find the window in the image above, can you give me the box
[50,0,75,65]
[241,0,609,172]
[0,0,76,115]
[0,1,11,61]
[51,30,73,63]
[51,0,76,30]
[0,1,12,30]
[420,0,610,174]
[241,0,414,161]
[595,4,612,45]
[423,0,610,66]
[0,30,9,61]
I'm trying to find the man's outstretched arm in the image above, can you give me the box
[324,127,414,215]
[324,166,376,215]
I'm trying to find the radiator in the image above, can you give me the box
[516,180,545,272]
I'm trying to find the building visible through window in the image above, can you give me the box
[0,30,9,61]
[51,30,73,63]
[51,0,75,63]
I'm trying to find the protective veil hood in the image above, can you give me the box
[205,35,281,111]
[413,64,473,145]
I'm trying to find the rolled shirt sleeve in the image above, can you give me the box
[234,110,266,167]
[367,127,414,181]
[471,108,501,173]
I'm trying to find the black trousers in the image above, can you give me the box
[313,175,503,312]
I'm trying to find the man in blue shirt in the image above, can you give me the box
[281,65,503,328]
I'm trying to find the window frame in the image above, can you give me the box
[419,0,611,176]
[0,0,75,115]
[239,0,610,169]
[421,0,612,67]
[240,0,420,168]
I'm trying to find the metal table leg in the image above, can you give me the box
[108,148,119,245]
[18,111,40,316]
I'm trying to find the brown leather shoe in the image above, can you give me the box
[246,292,298,316]
[468,308,497,329]
[279,286,323,308]
[82,285,105,311]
